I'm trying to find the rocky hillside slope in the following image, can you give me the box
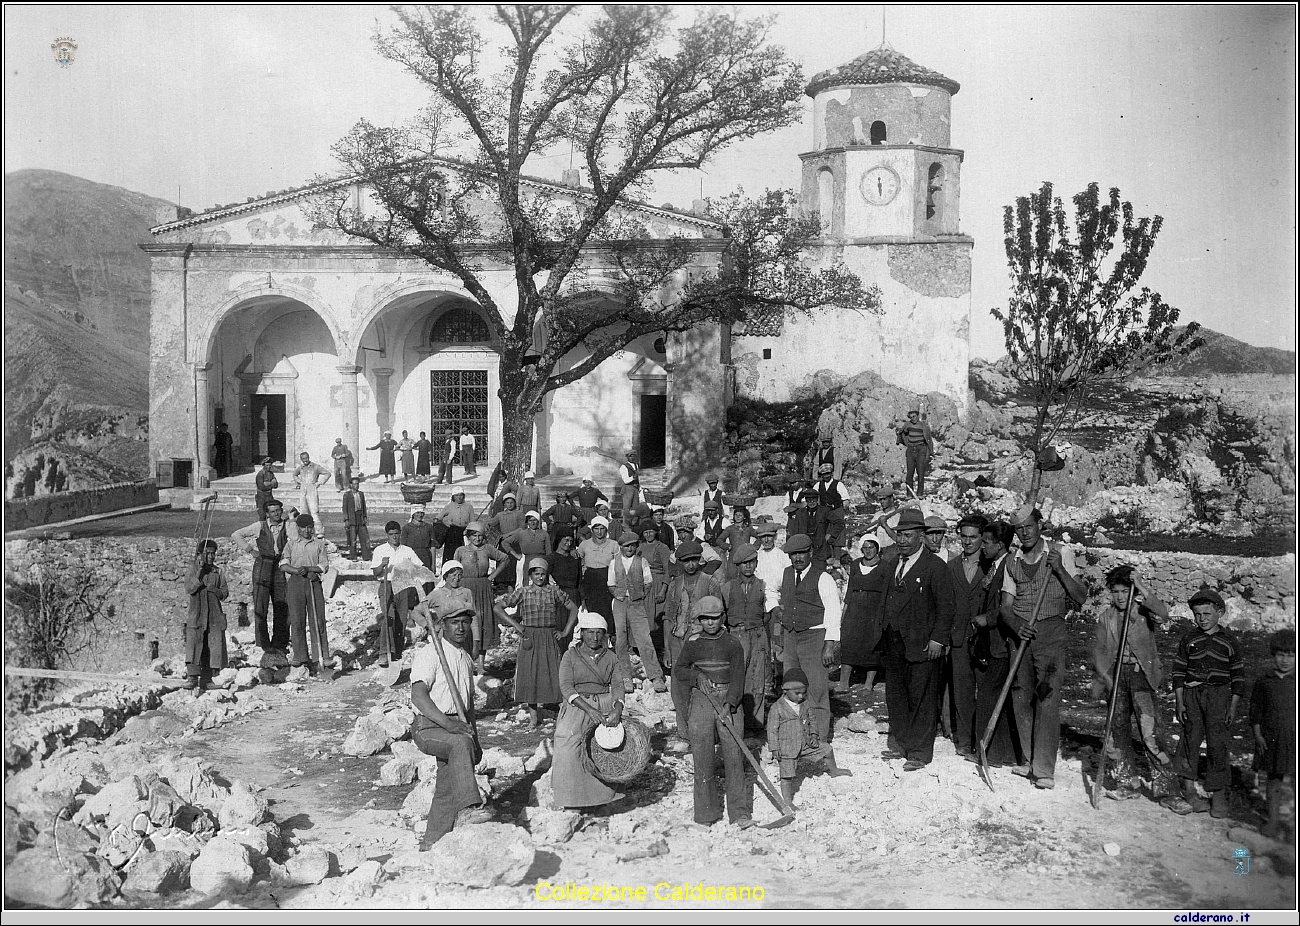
[4,170,173,496]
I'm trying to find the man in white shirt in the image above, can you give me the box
[232,499,291,651]
[371,520,438,666]
[618,452,641,515]
[607,531,666,693]
[773,533,842,744]
[409,606,487,848]
[924,515,953,562]
[293,452,330,537]
[753,521,790,618]
[459,430,477,476]
[700,475,723,517]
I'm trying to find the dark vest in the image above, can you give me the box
[611,554,648,601]
[1006,543,1073,622]
[724,577,766,630]
[256,524,287,560]
[779,564,826,632]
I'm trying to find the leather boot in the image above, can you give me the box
[1182,778,1210,813]
[1209,788,1230,819]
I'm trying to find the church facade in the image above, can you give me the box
[143,45,971,488]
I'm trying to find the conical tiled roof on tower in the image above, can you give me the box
[806,45,960,98]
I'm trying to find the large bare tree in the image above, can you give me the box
[309,5,877,477]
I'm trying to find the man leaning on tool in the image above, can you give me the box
[773,533,842,747]
[1000,504,1086,790]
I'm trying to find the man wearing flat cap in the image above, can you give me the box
[774,532,843,744]
[897,408,934,498]
[607,530,666,693]
[280,513,335,678]
[814,463,848,565]
[722,542,772,731]
[700,475,723,518]
[999,504,1087,789]
[254,456,279,520]
[663,539,723,672]
[785,489,827,563]
[878,508,957,772]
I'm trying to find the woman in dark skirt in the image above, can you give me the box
[414,431,433,477]
[547,534,584,648]
[716,506,758,582]
[838,534,889,704]
[185,539,229,692]
[453,521,509,667]
[495,558,578,729]
[367,431,398,483]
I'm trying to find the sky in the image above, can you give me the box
[5,4,1296,359]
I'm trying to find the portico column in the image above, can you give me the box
[194,362,213,483]
[373,367,394,436]
[337,364,361,452]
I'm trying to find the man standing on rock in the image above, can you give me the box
[773,533,842,747]
[232,498,291,651]
[878,509,956,772]
[410,606,489,848]
[1000,504,1086,790]
[897,408,934,498]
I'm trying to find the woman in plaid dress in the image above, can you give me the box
[495,558,578,728]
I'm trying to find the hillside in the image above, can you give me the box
[1155,325,1295,376]
[3,170,172,496]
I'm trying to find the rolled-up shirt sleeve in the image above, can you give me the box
[818,572,842,642]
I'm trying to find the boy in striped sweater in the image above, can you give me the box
[1172,588,1245,818]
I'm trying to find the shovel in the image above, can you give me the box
[697,683,796,829]
[1090,584,1137,809]
[376,577,404,688]
[975,571,1052,791]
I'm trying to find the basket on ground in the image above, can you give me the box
[400,484,436,504]
[643,490,674,507]
[722,493,756,508]
[582,717,653,783]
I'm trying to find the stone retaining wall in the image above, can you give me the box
[4,480,159,531]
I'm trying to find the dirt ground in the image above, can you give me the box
[95,644,1291,912]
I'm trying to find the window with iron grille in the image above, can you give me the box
[430,305,491,344]
[430,370,488,463]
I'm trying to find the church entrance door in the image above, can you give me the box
[638,394,667,468]
[430,370,489,466]
[251,394,287,464]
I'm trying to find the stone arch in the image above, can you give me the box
[349,277,485,365]
[870,120,888,145]
[196,281,342,368]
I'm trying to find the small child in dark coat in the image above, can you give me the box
[765,667,851,806]
[1251,629,1296,840]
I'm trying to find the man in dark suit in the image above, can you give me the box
[971,520,1019,766]
[785,490,828,564]
[878,509,957,771]
[944,514,988,757]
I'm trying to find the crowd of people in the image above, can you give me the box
[201,441,1293,853]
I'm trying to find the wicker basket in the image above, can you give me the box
[643,490,674,507]
[582,717,653,784]
[722,493,756,508]
[400,484,436,504]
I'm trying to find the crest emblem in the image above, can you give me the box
[1232,846,1250,876]
[51,37,77,68]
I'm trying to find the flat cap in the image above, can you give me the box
[675,539,704,560]
[617,531,640,545]
[782,533,813,554]
[691,595,725,618]
[1010,504,1040,527]
[924,515,947,533]
[730,542,759,565]
[753,520,780,536]
[1188,587,1226,610]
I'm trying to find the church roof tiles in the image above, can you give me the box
[806,46,960,98]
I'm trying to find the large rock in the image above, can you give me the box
[339,859,384,898]
[422,822,535,887]
[147,830,206,859]
[98,826,144,868]
[218,780,269,828]
[189,836,254,895]
[478,746,526,779]
[375,705,415,741]
[474,675,510,712]
[378,756,418,787]
[281,845,331,886]
[342,717,393,758]
[4,847,120,907]
[520,808,579,846]
[78,774,146,824]
[220,826,271,861]
[529,770,558,809]
[154,756,230,808]
[124,850,191,894]
[117,710,188,743]
[145,776,187,828]
[400,779,437,820]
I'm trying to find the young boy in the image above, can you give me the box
[765,667,852,806]
[1251,629,1296,839]
[673,596,753,828]
[1172,588,1245,817]
[1091,565,1173,798]
[184,539,228,693]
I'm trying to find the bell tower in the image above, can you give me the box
[802,43,964,240]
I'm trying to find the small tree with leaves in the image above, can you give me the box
[309,5,877,479]
[992,181,1202,500]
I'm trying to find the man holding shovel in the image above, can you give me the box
[1000,504,1086,789]
[410,605,489,848]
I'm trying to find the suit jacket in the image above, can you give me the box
[342,490,367,526]
[785,506,826,545]
[946,553,985,648]
[978,555,1015,660]
[880,548,957,663]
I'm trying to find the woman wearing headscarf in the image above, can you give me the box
[716,506,758,582]
[495,558,578,728]
[837,533,890,703]
[454,521,508,666]
[553,611,626,809]
[504,511,552,588]
[413,560,476,631]
[368,431,398,483]
[415,431,433,478]
[397,431,416,481]
[576,517,618,637]
[547,534,584,646]
[439,488,476,563]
